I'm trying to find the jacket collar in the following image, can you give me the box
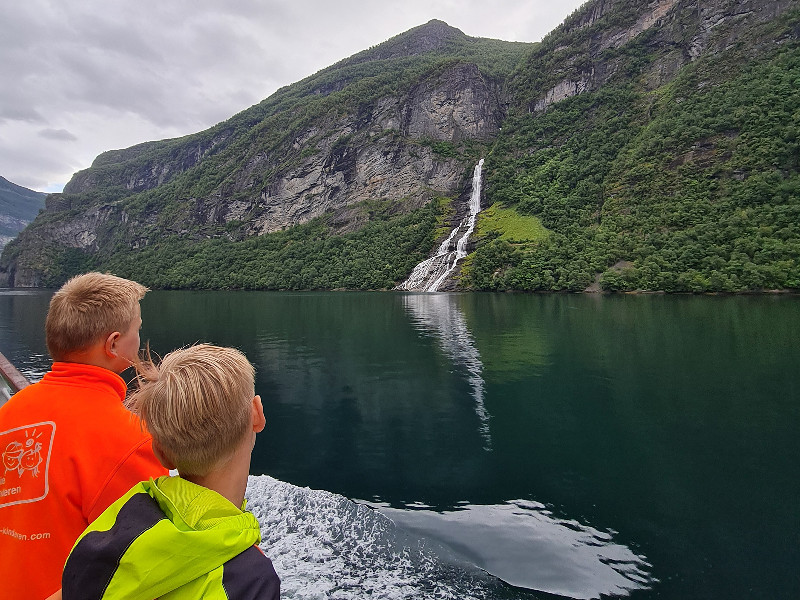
[45,362,128,400]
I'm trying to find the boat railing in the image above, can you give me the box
[0,350,31,408]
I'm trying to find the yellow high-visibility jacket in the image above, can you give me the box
[62,476,280,600]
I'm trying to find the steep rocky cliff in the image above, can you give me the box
[3,0,798,291]
[522,0,798,112]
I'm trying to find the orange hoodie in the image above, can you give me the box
[0,362,167,600]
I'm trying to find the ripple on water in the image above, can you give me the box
[373,500,656,599]
[18,353,49,383]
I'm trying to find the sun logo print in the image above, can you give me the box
[1,422,55,508]
[3,429,44,477]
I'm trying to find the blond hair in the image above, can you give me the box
[128,344,255,476]
[46,272,148,361]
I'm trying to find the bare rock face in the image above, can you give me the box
[247,140,465,236]
[63,131,232,195]
[400,63,502,141]
[600,0,680,51]
[181,61,505,237]
[531,0,796,112]
[533,76,595,112]
[0,267,41,288]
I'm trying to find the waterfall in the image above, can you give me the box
[396,159,484,292]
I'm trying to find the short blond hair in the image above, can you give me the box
[45,272,148,361]
[128,344,255,476]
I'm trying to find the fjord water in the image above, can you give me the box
[1,290,799,599]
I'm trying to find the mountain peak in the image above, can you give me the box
[384,19,466,55]
[342,19,466,66]
[415,19,464,38]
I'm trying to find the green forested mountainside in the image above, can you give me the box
[3,2,799,292]
[0,176,46,239]
[468,4,800,292]
[60,199,442,291]
[14,199,442,290]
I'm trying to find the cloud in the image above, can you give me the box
[0,124,83,192]
[0,108,45,125]
[38,129,78,142]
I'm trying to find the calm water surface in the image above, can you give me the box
[1,290,798,599]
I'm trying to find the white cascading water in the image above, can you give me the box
[396,159,485,292]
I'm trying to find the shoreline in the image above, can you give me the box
[2,285,799,297]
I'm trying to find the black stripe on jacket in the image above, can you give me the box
[222,545,281,600]
[62,492,166,600]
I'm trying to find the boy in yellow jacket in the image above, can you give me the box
[60,344,280,599]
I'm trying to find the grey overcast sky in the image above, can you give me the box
[1,0,586,193]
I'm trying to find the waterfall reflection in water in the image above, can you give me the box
[394,294,655,598]
[402,293,491,450]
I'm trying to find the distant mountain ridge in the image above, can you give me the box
[2,0,798,292]
[0,176,45,251]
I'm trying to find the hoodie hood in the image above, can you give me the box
[64,476,262,600]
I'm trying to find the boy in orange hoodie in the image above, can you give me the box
[0,272,167,600]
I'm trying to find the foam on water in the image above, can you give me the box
[246,475,497,599]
